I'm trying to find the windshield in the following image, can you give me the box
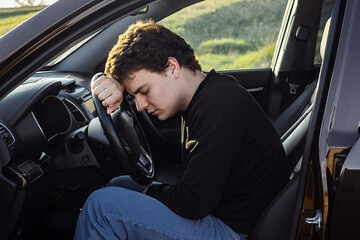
[46,31,100,67]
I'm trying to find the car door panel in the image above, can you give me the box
[221,68,272,111]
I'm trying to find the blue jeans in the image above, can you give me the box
[74,176,245,240]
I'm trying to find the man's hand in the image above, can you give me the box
[91,75,124,115]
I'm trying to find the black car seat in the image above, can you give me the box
[273,80,316,175]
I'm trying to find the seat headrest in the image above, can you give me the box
[320,18,331,60]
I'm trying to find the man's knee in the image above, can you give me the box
[89,187,114,201]
[106,175,130,187]
[85,186,140,207]
[80,186,149,229]
[83,187,121,213]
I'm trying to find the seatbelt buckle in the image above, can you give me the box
[289,83,300,94]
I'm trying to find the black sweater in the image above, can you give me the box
[146,70,290,234]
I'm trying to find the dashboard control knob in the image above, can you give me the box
[68,131,85,154]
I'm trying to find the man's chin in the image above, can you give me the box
[157,115,166,121]
[156,112,173,121]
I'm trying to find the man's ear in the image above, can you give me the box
[167,57,180,79]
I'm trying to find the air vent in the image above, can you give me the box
[0,123,15,147]
[62,99,87,123]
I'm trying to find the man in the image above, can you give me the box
[74,19,290,240]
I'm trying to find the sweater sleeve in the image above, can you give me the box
[145,85,244,219]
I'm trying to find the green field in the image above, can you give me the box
[0,6,44,37]
[160,0,287,70]
[0,0,287,70]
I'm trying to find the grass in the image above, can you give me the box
[0,6,44,36]
[198,42,276,70]
[160,0,286,70]
[198,38,257,55]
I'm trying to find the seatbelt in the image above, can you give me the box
[288,25,310,94]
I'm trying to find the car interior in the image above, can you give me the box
[0,0,336,239]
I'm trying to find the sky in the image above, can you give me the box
[0,0,57,8]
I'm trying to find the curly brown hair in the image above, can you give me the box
[105,19,201,82]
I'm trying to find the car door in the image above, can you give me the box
[297,0,360,238]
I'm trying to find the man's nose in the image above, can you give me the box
[135,96,149,111]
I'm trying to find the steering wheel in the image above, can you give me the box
[91,73,154,185]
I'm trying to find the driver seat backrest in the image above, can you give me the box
[251,173,300,240]
[251,17,331,240]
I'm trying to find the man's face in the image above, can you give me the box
[122,69,181,120]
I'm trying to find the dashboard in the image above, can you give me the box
[0,71,102,188]
[0,71,118,240]
[0,68,180,192]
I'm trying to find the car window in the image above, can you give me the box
[0,6,43,36]
[159,0,288,71]
[314,0,334,63]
